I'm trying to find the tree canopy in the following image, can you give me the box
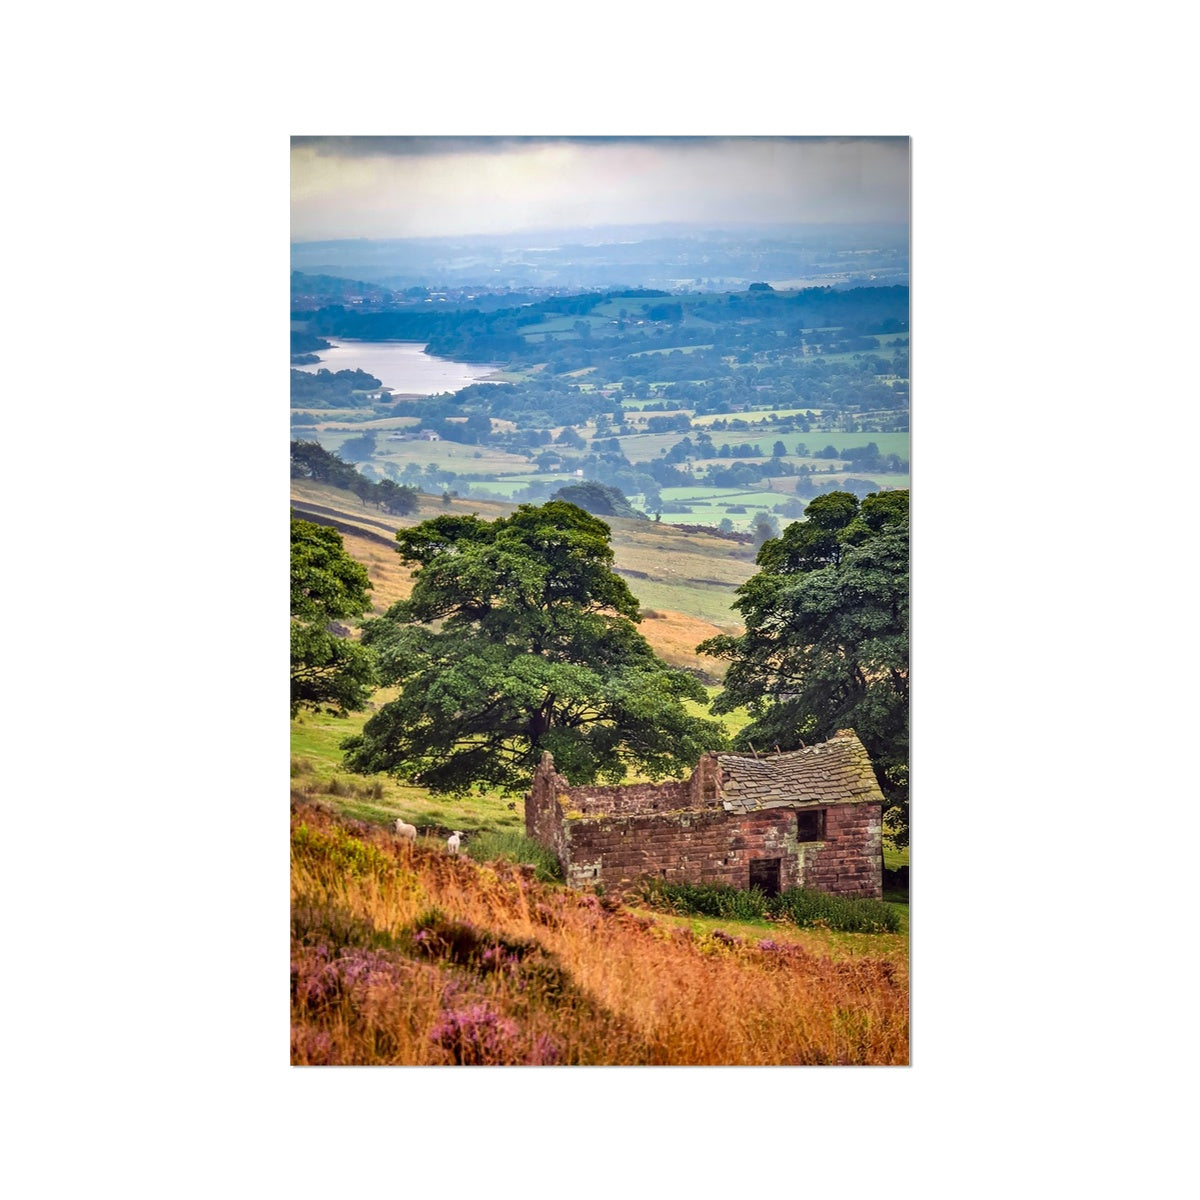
[341,501,726,793]
[699,490,909,843]
[549,480,641,519]
[290,516,377,716]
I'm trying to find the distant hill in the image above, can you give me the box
[290,222,909,292]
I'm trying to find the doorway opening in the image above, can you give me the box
[748,857,782,897]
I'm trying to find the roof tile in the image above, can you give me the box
[716,730,885,814]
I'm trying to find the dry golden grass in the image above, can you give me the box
[291,802,908,1066]
[634,607,733,676]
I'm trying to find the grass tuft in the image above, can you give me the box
[463,830,563,882]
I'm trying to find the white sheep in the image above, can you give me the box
[394,818,417,843]
[447,830,464,855]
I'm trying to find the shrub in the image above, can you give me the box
[768,888,900,934]
[635,879,900,933]
[430,1003,565,1066]
[429,1004,521,1065]
[291,822,393,879]
[404,909,493,965]
[635,879,768,921]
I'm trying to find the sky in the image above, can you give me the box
[290,136,910,242]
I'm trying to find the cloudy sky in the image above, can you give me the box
[291,136,909,242]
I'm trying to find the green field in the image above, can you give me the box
[466,474,578,497]
[619,399,689,411]
[612,431,699,458]
[660,486,781,504]
[611,427,908,463]
[690,407,816,426]
[627,344,714,356]
[616,574,743,625]
[690,431,910,458]
[657,487,788,531]
[520,314,616,339]
[293,415,422,433]
[370,440,535,474]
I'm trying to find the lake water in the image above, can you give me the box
[293,339,500,395]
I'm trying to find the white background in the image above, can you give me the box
[4,3,1194,1196]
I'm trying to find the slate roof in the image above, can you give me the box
[716,730,884,814]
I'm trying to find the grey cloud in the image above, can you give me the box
[292,135,906,158]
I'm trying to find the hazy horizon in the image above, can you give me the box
[292,136,910,243]
[290,217,910,248]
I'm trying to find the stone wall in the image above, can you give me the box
[526,752,883,899]
[529,752,722,818]
[560,804,881,897]
[796,803,884,898]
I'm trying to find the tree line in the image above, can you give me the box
[291,441,420,515]
[290,368,385,408]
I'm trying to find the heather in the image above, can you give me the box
[291,801,908,1065]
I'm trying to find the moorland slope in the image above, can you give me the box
[291,799,909,1066]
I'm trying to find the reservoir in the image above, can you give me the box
[293,339,500,395]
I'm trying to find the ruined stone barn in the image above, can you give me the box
[525,729,886,899]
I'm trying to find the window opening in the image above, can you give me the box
[796,809,825,842]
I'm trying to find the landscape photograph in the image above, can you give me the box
[11,0,1195,1190]
[289,135,912,1066]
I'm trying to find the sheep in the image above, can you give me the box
[394,818,417,843]
[447,830,464,855]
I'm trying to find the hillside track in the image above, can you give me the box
[290,501,402,550]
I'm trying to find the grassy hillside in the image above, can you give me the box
[291,800,909,1065]
[292,693,525,836]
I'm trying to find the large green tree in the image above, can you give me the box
[342,502,726,792]
[290,516,377,716]
[699,491,909,843]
